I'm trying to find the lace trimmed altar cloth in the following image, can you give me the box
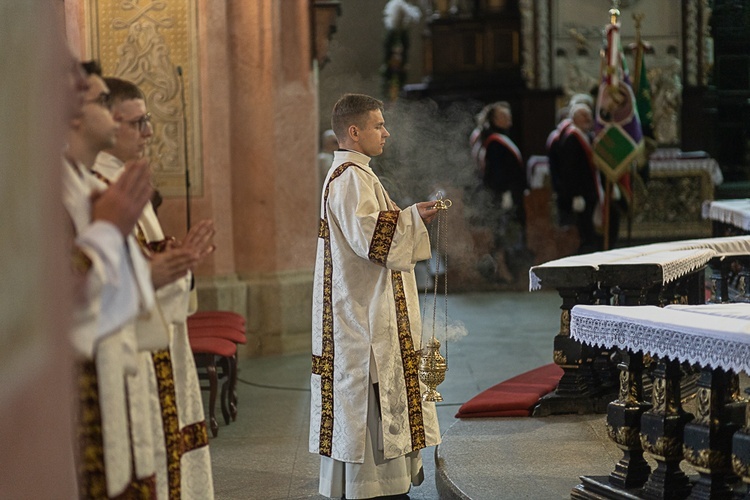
[529,235,750,291]
[570,303,750,374]
[702,199,750,232]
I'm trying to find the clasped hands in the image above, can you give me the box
[150,220,216,289]
[89,158,216,289]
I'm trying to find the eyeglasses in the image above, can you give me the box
[83,92,112,110]
[124,113,152,133]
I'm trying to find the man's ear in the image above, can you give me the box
[348,124,359,142]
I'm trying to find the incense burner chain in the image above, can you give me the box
[418,191,451,402]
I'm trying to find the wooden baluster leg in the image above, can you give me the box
[640,358,693,499]
[230,353,238,421]
[206,358,219,437]
[707,257,730,304]
[732,392,750,499]
[220,356,231,425]
[607,350,652,489]
[684,368,743,499]
[534,287,601,416]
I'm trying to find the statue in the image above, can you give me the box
[650,47,682,145]
[561,29,599,99]
[382,0,422,101]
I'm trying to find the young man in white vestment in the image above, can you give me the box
[63,60,159,497]
[310,93,442,499]
[92,77,216,499]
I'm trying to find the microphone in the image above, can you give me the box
[176,65,191,232]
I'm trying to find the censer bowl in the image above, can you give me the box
[419,338,447,402]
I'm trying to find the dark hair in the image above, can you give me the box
[331,93,384,141]
[104,77,145,104]
[80,60,102,77]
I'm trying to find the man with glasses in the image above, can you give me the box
[63,61,158,498]
[93,77,216,499]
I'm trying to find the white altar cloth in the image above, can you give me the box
[570,303,750,374]
[649,156,723,186]
[529,235,750,291]
[525,150,723,190]
[702,199,750,232]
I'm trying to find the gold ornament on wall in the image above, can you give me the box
[88,0,202,197]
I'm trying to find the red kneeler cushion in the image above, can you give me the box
[455,363,563,418]
[187,324,247,344]
[189,311,245,330]
[188,336,237,357]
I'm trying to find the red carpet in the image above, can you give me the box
[455,363,563,418]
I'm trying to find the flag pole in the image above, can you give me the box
[602,0,620,251]
[626,13,645,246]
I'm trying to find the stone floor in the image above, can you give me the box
[206,289,623,499]
[205,287,748,499]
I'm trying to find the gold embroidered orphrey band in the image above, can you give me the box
[312,162,426,454]
[369,210,399,266]
[153,349,183,497]
[391,271,427,449]
[153,349,209,497]
[313,162,354,456]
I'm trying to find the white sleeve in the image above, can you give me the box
[328,168,431,272]
[75,222,144,346]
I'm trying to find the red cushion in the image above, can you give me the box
[188,336,237,357]
[190,311,245,328]
[455,364,563,418]
[188,324,247,344]
[187,316,246,335]
[187,315,245,328]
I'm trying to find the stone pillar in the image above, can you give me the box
[0,3,76,497]
[224,1,320,355]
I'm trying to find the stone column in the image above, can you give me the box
[0,3,76,497]
[224,1,320,355]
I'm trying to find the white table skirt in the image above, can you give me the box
[702,199,750,232]
[570,303,750,374]
[529,235,750,291]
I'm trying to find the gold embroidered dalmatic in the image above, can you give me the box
[309,150,441,463]
[93,152,214,499]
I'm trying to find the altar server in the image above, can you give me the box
[64,61,158,498]
[310,93,441,499]
[93,77,216,499]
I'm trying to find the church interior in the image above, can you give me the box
[3,0,750,498]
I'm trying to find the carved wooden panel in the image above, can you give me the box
[87,0,202,197]
[620,169,713,240]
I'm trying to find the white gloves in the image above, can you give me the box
[501,191,513,210]
[572,196,586,213]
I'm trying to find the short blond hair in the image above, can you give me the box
[331,94,384,142]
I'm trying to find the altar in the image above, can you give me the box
[702,198,750,235]
[570,303,750,498]
[628,150,723,240]
[526,149,724,243]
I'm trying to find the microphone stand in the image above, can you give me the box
[177,66,195,292]
[176,65,191,232]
